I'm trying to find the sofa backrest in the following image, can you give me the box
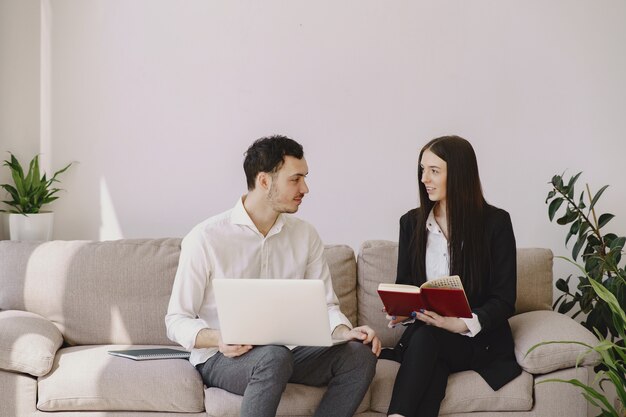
[0,239,182,346]
[0,239,358,346]
[0,239,552,348]
[356,240,553,347]
[324,245,358,326]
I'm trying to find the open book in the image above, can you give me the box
[377,275,472,318]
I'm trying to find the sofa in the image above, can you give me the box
[0,238,600,417]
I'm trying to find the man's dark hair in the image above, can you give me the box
[243,135,304,190]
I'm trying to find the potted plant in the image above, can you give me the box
[0,152,72,241]
[528,260,625,417]
[545,172,625,341]
[535,172,626,416]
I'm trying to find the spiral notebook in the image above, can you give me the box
[107,348,190,361]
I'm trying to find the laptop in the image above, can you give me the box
[213,278,348,347]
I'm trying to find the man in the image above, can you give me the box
[166,135,381,417]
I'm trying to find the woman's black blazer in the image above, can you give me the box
[394,205,522,390]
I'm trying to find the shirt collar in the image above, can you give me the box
[230,196,285,236]
[426,207,444,236]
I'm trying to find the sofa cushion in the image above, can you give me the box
[37,345,204,412]
[370,359,533,414]
[324,244,358,326]
[0,310,63,377]
[204,381,370,416]
[515,248,553,313]
[0,239,181,346]
[357,241,406,348]
[510,310,600,374]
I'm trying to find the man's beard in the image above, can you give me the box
[267,183,299,214]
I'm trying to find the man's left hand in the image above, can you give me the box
[334,325,382,357]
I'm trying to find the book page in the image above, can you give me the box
[420,275,463,290]
[377,283,421,293]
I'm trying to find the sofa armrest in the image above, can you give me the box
[0,310,63,377]
[509,310,600,374]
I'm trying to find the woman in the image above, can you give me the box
[383,136,521,417]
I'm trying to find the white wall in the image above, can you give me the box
[0,0,41,237]
[2,1,626,288]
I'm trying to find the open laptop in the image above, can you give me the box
[213,278,348,347]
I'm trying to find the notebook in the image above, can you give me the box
[107,348,191,361]
[213,278,348,347]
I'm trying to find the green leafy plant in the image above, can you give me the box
[0,153,72,215]
[546,172,626,340]
[528,259,626,417]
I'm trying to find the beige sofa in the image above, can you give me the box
[0,238,599,417]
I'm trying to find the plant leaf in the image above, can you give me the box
[572,232,588,260]
[567,172,582,189]
[566,219,581,245]
[556,278,570,293]
[557,208,578,225]
[598,213,615,229]
[534,378,617,414]
[590,185,609,211]
[609,237,626,251]
[549,198,564,221]
[558,299,576,314]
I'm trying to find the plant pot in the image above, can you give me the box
[7,212,54,241]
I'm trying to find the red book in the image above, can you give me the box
[377,275,472,318]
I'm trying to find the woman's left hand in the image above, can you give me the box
[415,309,469,334]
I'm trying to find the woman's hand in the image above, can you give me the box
[383,307,415,328]
[415,309,469,334]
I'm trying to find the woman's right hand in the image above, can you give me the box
[383,307,414,328]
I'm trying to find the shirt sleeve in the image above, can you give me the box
[304,225,353,332]
[165,231,212,351]
[460,313,482,337]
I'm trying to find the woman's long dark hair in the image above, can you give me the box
[412,135,487,296]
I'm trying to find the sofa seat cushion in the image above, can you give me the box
[37,345,204,412]
[370,360,533,414]
[510,310,600,374]
[0,310,63,377]
[204,381,371,416]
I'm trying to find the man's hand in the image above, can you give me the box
[415,309,469,334]
[218,334,253,358]
[195,329,253,358]
[333,325,382,357]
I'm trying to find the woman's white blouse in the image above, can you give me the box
[425,209,482,337]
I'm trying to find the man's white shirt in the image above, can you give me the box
[165,197,352,366]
